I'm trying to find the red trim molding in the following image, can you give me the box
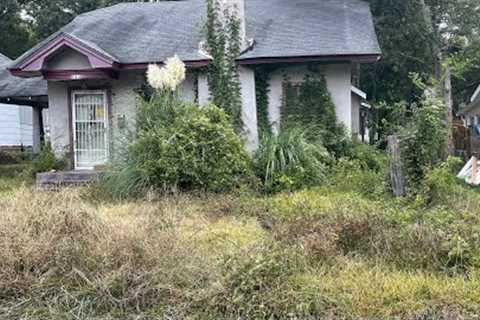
[17,33,117,72]
[42,69,118,81]
[238,54,381,65]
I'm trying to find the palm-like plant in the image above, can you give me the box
[254,126,330,193]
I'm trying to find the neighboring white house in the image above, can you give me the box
[0,103,34,148]
[460,84,480,127]
[7,0,381,170]
[0,53,48,152]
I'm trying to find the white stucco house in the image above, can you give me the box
[6,0,381,170]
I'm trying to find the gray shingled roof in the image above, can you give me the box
[243,0,381,59]
[12,0,380,68]
[0,53,47,98]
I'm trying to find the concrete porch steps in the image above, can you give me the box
[36,170,102,190]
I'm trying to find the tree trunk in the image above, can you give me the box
[419,0,454,157]
[388,135,406,197]
[444,64,455,156]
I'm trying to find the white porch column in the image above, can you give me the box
[239,66,259,151]
[198,73,210,106]
[267,73,283,134]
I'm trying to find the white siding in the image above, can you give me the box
[0,104,34,146]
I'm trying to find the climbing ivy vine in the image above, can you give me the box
[205,0,243,131]
[254,67,272,137]
[282,73,349,156]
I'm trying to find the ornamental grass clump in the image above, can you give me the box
[102,55,252,198]
[254,126,330,193]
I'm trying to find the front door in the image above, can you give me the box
[72,90,108,170]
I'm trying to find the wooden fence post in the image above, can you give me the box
[387,135,406,197]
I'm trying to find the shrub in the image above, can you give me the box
[329,159,387,197]
[345,140,388,172]
[26,141,68,176]
[134,102,252,192]
[399,95,448,186]
[104,97,252,198]
[420,156,466,206]
[102,56,253,198]
[253,126,330,193]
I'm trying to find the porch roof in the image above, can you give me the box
[0,53,47,100]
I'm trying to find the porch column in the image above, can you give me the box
[198,73,210,106]
[32,106,43,153]
[239,66,259,152]
[267,72,283,134]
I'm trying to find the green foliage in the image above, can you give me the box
[254,67,271,137]
[0,0,33,58]
[27,141,67,176]
[345,141,388,172]
[330,159,387,198]
[6,164,480,318]
[362,0,435,104]
[266,181,480,273]
[371,100,408,147]
[328,136,388,199]
[282,73,350,157]
[205,0,243,130]
[420,156,468,206]
[253,127,330,193]
[210,246,305,318]
[399,95,448,186]
[103,92,252,198]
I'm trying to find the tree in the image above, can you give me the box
[363,0,480,153]
[0,0,33,59]
[362,0,435,104]
[418,0,480,154]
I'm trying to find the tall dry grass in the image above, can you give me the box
[1,185,480,319]
[0,188,225,319]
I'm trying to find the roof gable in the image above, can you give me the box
[13,33,117,76]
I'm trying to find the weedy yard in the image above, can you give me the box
[2,160,480,320]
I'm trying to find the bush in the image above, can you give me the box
[254,126,330,193]
[103,95,252,198]
[330,158,387,197]
[420,156,465,206]
[345,140,388,172]
[328,143,388,197]
[399,95,448,186]
[26,141,68,176]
